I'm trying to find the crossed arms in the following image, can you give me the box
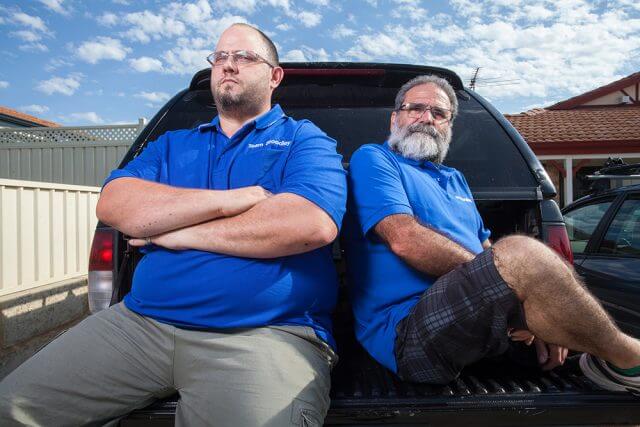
[96,177,338,258]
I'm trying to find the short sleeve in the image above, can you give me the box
[457,172,491,243]
[102,134,168,189]
[348,145,413,235]
[279,121,347,230]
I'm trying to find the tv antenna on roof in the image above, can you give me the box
[469,67,480,90]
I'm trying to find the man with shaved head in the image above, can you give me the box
[0,24,346,426]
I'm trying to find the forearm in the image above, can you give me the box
[166,193,337,258]
[97,178,261,238]
[376,214,475,277]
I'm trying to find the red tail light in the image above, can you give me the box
[546,224,574,264]
[89,229,114,271]
[88,229,115,313]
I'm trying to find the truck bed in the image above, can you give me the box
[122,347,640,426]
[119,222,640,426]
[121,285,640,426]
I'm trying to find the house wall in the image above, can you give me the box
[582,83,638,106]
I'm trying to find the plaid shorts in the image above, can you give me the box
[394,248,530,384]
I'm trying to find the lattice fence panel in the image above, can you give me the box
[0,124,141,186]
[0,125,140,145]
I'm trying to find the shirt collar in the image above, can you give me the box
[198,104,286,133]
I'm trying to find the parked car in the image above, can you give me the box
[563,162,640,338]
[88,63,640,426]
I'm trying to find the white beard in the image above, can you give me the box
[388,122,451,163]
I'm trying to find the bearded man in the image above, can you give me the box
[0,24,346,426]
[344,75,640,391]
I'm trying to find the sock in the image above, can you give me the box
[607,362,640,377]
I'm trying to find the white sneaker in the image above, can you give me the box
[579,353,640,393]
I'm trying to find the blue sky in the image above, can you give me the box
[1,0,639,125]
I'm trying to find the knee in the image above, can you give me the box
[493,235,572,292]
[493,235,547,264]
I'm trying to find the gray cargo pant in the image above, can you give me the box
[0,302,336,426]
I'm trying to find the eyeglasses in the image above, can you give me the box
[206,50,275,68]
[397,102,451,123]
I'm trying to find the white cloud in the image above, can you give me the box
[331,24,355,39]
[214,0,259,13]
[122,9,187,43]
[76,37,130,64]
[97,12,118,26]
[19,43,48,52]
[276,23,291,31]
[135,91,170,104]
[449,0,482,17]
[282,46,329,62]
[36,73,82,95]
[44,58,72,72]
[12,12,48,32]
[297,11,322,27]
[521,4,554,21]
[267,0,292,13]
[180,0,213,24]
[10,30,42,42]
[19,104,49,114]
[10,11,51,50]
[214,0,292,14]
[39,0,70,15]
[282,49,306,62]
[162,44,211,74]
[390,1,428,21]
[346,27,416,60]
[334,0,640,110]
[0,81,9,89]
[112,0,130,4]
[66,112,104,124]
[617,0,640,11]
[130,56,164,72]
[305,0,330,5]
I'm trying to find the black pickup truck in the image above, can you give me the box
[88,63,640,426]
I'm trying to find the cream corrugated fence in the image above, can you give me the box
[0,179,100,296]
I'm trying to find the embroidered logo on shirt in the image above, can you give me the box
[266,139,291,147]
[247,140,291,149]
[455,195,474,203]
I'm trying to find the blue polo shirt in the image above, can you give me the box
[344,142,490,371]
[103,105,347,348]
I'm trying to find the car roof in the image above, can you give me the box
[566,182,640,208]
[189,62,465,92]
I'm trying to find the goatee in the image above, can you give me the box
[213,82,262,118]
[388,122,451,164]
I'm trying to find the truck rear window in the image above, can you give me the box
[145,86,536,189]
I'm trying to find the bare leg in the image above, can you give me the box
[492,235,640,369]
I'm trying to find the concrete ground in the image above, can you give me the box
[0,277,89,379]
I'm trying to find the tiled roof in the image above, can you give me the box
[505,106,640,144]
[0,106,59,127]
